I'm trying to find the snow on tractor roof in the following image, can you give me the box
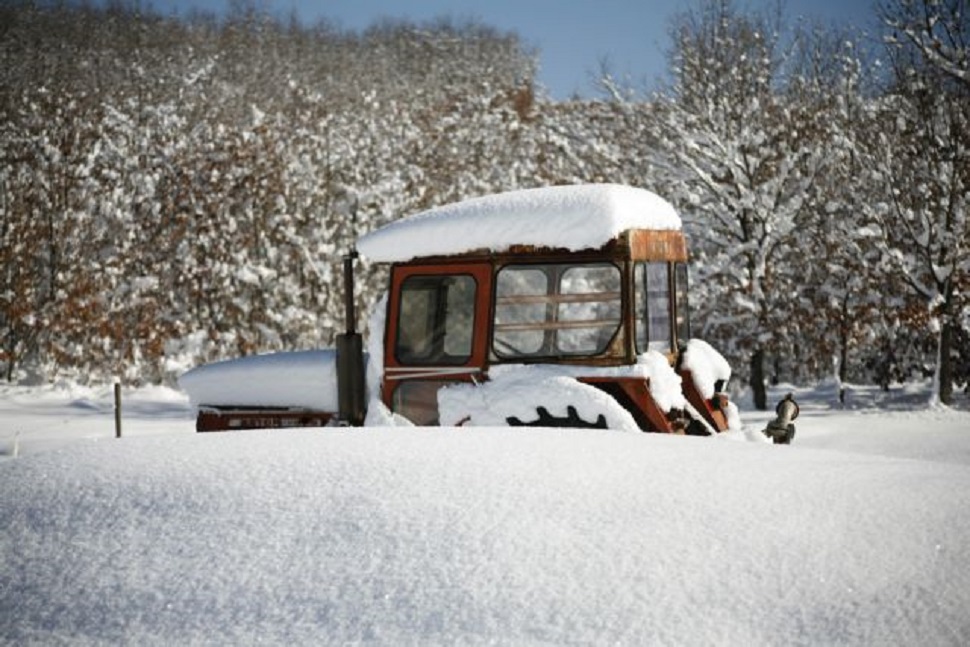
[356,183,681,263]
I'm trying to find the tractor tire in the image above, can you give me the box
[506,405,608,429]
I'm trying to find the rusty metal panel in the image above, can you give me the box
[196,408,334,432]
[679,369,729,432]
[578,376,676,433]
[626,230,688,262]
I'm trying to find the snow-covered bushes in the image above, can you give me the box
[0,1,965,403]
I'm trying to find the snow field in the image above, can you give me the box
[2,382,970,645]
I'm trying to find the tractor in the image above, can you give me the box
[180,184,746,436]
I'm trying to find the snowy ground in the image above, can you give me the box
[2,381,969,645]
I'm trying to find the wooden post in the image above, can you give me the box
[114,382,122,438]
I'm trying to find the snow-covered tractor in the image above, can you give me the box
[180,184,741,435]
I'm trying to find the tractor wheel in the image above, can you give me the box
[506,405,608,429]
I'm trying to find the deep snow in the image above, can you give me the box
[2,381,969,645]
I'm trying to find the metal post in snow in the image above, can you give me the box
[114,382,122,438]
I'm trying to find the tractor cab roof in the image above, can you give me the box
[356,184,683,264]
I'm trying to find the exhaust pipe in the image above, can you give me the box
[336,248,367,425]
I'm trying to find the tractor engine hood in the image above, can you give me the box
[179,350,344,411]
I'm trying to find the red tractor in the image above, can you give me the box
[181,184,741,436]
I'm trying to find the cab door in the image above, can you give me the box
[382,262,492,424]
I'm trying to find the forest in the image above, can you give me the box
[0,0,967,406]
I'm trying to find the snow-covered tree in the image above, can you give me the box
[0,2,541,383]
[657,0,832,408]
[777,26,897,396]
[873,0,969,404]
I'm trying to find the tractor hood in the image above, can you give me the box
[179,350,342,411]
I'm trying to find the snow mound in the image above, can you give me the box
[635,350,687,412]
[357,184,682,262]
[178,350,340,410]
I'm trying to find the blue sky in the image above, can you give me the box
[145,0,879,98]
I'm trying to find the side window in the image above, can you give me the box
[634,265,647,351]
[635,262,673,353]
[674,263,690,343]
[494,263,621,358]
[396,274,476,365]
[558,265,621,354]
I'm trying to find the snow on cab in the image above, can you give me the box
[180,184,741,435]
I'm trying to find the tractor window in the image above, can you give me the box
[494,263,621,358]
[396,274,476,365]
[635,262,673,353]
[674,263,690,343]
[493,267,547,354]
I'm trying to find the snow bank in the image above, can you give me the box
[3,427,970,645]
[357,184,682,262]
[178,350,340,410]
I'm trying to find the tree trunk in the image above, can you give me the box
[839,321,849,405]
[938,320,953,406]
[750,348,767,410]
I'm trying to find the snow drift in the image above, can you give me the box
[2,427,969,645]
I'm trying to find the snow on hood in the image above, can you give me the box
[178,350,340,410]
[356,184,682,263]
[681,339,733,399]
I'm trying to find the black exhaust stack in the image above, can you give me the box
[336,248,367,425]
